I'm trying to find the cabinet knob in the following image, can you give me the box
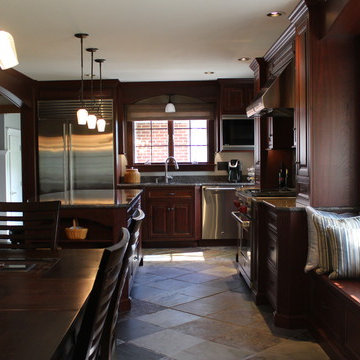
[167,208,171,212]
[168,193,176,196]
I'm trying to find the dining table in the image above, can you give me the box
[0,248,103,360]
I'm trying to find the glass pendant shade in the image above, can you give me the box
[87,114,97,129]
[97,118,106,132]
[0,31,19,70]
[77,108,88,125]
[165,102,176,113]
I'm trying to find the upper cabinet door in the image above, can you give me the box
[219,80,254,115]
[221,86,254,114]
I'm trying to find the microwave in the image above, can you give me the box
[221,115,254,151]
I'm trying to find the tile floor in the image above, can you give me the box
[115,247,329,360]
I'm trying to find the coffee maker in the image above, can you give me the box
[228,159,242,183]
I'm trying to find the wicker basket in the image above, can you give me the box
[65,219,88,240]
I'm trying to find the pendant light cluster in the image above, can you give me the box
[74,33,107,132]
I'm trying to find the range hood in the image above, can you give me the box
[246,62,294,118]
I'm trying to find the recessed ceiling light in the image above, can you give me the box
[267,11,283,17]
[238,57,250,62]
[204,71,214,75]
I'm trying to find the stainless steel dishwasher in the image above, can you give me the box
[202,186,238,239]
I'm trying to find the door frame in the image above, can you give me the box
[5,127,22,202]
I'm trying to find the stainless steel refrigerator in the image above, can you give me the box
[38,100,114,202]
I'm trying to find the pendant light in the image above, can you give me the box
[0,30,18,70]
[86,47,98,129]
[95,58,106,132]
[165,95,176,113]
[74,33,89,125]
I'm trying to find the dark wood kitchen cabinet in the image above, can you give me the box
[219,79,253,115]
[265,116,294,150]
[256,200,308,328]
[143,186,201,246]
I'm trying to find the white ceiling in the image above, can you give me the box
[2,0,299,82]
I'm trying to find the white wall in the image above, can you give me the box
[0,113,21,201]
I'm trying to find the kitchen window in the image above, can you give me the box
[133,119,208,164]
[126,98,215,171]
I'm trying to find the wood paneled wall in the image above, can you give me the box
[308,0,360,206]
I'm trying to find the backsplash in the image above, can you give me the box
[118,151,254,179]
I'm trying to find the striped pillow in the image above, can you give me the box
[312,215,360,274]
[304,206,353,273]
[326,226,360,279]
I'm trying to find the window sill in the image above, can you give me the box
[132,163,216,172]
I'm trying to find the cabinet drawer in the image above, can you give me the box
[265,262,278,309]
[147,188,193,199]
[311,278,346,344]
[346,305,360,359]
[266,210,277,228]
[266,232,277,267]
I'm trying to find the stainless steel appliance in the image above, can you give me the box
[38,100,114,202]
[202,186,238,239]
[221,115,254,151]
[232,210,251,286]
[233,187,297,287]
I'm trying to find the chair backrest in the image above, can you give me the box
[128,208,146,245]
[73,228,130,360]
[100,208,145,359]
[0,201,60,250]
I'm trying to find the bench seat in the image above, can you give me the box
[309,271,360,360]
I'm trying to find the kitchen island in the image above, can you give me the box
[40,189,142,248]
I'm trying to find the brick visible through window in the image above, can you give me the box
[134,120,208,164]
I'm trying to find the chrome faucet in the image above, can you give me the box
[164,156,179,183]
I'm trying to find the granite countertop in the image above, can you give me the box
[262,197,305,210]
[39,189,143,207]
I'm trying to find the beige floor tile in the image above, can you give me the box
[129,329,205,357]
[175,272,220,283]
[173,317,281,353]
[173,297,238,316]
[146,278,194,291]
[176,283,225,298]
[172,317,240,341]
[244,339,330,360]
[172,340,255,360]
[127,247,327,360]
[200,265,238,277]
[145,291,199,307]
[206,307,269,329]
[137,309,201,328]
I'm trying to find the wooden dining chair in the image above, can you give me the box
[0,201,60,250]
[99,208,145,360]
[71,228,130,360]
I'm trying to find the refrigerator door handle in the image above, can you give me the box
[63,123,69,201]
[69,123,74,201]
